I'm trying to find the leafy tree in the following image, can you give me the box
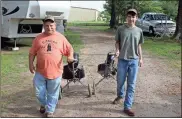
[99,11,111,22]
[160,1,178,21]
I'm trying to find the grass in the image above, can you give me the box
[68,21,109,26]
[1,47,31,112]
[63,29,84,62]
[1,48,30,86]
[79,26,110,31]
[64,29,84,52]
[68,21,110,31]
[143,39,181,70]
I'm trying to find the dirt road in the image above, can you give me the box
[1,27,181,117]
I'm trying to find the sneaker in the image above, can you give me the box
[112,97,123,104]
[39,106,46,114]
[46,112,54,118]
[124,109,135,116]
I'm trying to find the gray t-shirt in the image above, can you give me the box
[115,24,144,60]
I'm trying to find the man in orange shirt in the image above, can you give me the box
[29,16,74,117]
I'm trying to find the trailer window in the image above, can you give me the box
[17,24,43,34]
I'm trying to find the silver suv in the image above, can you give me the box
[136,12,176,35]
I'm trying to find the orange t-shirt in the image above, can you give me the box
[29,32,73,79]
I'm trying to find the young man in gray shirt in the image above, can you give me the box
[113,9,144,116]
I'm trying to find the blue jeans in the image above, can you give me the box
[33,72,61,113]
[117,59,139,110]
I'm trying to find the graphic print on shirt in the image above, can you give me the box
[41,39,58,54]
[47,43,52,52]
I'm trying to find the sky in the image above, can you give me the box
[40,1,106,12]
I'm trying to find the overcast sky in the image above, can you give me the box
[40,1,106,11]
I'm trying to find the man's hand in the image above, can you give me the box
[29,64,35,74]
[138,59,143,67]
[115,50,120,58]
[67,57,74,63]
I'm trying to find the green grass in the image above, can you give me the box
[1,49,30,86]
[63,29,84,62]
[64,29,84,52]
[143,39,181,69]
[79,26,110,31]
[68,21,110,31]
[68,21,109,26]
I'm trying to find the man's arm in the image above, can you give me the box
[67,46,74,63]
[115,41,120,57]
[115,27,121,57]
[138,44,143,67]
[115,41,120,51]
[29,54,36,74]
[138,30,144,67]
[29,37,38,74]
[138,44,143,60]
[61,35,74,63]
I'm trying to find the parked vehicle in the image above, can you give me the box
[136,12,176,36]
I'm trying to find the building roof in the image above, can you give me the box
[71,6,100,12]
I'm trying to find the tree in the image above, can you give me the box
[109,0,116,28]
[160,1,178,21]
[137,1,163,17]
[99,11,111,22]
[172,0,182,41]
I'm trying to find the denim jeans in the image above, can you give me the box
[33,72,61,113]
[117,58,139,110]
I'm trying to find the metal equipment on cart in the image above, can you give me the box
[91,52,117,95]
[59,52,92,99]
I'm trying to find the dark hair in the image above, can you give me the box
[127,11,137,16]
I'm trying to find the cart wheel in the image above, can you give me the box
[92,81,96,95]
[88,84,92,97]
[58,86,63,100]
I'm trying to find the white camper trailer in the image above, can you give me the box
[1,1,71,47]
